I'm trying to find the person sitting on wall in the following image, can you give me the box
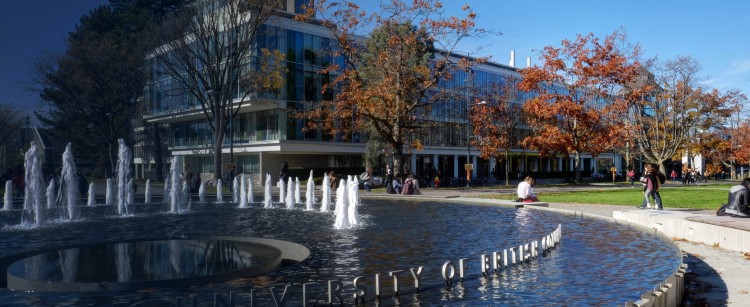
[392,174,403,194]
[717,178,750,217]
[516,176,538,202]
[402,174,420,195]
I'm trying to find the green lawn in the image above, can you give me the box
[479,184,733,210]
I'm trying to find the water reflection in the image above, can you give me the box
[9,239,281,283]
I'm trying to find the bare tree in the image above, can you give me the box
[630,56,731,173]
[151,0,283,180]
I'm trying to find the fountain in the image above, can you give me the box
[232,177,238,203]
[247,175,254,203]
[320,173,330,213]
[115,139,132,216]
[105,178,114,206]
[347,177,359,226]
[305,171,315,210]
[0,157,683,305]
[2,181,11,210]
[181,181,189,209]
[285,177,294,209]
[239,174,247,208]
[163,175,170,204]
[278,179,285,204]
[144,179,151,205]
[46,180,55,210]
[198,182,205,203]
[169,156,184,213]
[263,174,272,208]
[87,183,95,206]
[21,141,45,226]
[60,143,79,220]
[215,179,223,203]
[294,177,302,204]
[333,179,350,229]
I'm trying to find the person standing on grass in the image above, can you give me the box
[627,168,635,188]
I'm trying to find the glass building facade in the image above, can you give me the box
[141,7,622,182]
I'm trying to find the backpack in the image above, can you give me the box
[403,180,414,195]
[658,172,666,185]
[360,172,371,183]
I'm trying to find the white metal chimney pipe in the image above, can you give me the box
[509,50,515,67]
[527,57,531,68]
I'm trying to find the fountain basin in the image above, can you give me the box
[0,199,681,305]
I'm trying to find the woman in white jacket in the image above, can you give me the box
[516,176,537,202]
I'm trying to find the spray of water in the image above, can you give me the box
[22,142,45,226]
[198,181,205,203]
[278,179,286,204]
[285,177,294,209]
[294,177,302,204]
[239,174,247,208]
[216,179,223,203]
[106,178,114,206]
[144,179,151,205]
[60,143,79,219]
[46,179,56,210]
[87,183,96,206]
[305,171,314,210]
[247,175,254,203]
[263,174,272,208]
[333,179,350,229]
[320,173,330,213]
[116,139,132,216]
[2,180,11,210]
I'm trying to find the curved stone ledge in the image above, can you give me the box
[3,236,309,292]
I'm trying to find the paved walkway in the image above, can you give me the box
[374,185,750,306]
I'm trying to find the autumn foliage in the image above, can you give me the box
[297,0,485,174]
[517,30,641,182]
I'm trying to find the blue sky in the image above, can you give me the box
[2,0,749,117]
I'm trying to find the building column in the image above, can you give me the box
[472,155,478,178]
[489,158,496,177]
[433,154,439,171]
[410,155,417,176]
[453,155,459,178]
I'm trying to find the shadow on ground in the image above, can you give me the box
[683,251,728,306]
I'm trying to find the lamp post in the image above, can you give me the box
[465,69,472,187]
[464,85,487,188]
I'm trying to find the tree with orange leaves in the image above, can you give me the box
[517,30,641,183]
[470,76,524,186]
[297,0,485,174]
[699,90,749,178]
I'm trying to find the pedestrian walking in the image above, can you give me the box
[637,164,663,210]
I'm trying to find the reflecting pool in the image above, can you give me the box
[0,199,681,306]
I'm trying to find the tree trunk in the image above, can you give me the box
[574,152,581,183]
[504,150,511,186]
[152,122,164,182]
[108,141,114,179]
[213,130,224,182]
[213,111,224,183]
